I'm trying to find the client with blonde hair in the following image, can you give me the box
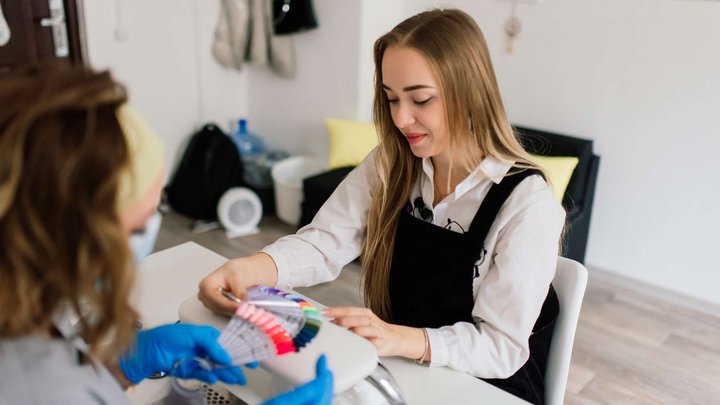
[200,9,565,405]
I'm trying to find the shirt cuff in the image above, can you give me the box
[427,328,450,368]
[259,245,292,290]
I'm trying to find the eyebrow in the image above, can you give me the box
[382,84,435,92]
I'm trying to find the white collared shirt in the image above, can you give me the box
[262,149,565,379]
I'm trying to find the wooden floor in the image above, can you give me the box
[156,211,720,405]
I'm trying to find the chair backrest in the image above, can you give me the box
[545,257,589,405]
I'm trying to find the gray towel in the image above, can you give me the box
[213,0,295,77]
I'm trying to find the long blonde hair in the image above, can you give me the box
[361,9,545,321]
[0,63,137,362]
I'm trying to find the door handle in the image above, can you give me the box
[40,15,64,27]
[1,1,10,46]
[38,0,69,57]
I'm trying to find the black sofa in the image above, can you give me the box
[299,125,600,264]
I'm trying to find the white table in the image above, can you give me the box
[128,242,529,405]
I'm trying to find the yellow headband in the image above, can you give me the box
[115,105,165,212]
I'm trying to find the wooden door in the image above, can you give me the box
[0,0,84,75]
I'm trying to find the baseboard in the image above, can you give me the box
[587,264,720,319]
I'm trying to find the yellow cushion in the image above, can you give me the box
[325,118,379,169]
[529,154,579,202]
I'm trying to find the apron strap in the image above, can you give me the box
[466,169,543,252]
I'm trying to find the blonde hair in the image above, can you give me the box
[0,63,138,362]
[361,9,546,321]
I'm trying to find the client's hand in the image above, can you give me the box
[325,307,423,358]
[118,323,246,385]
[261,355,333,405]
[198,253,278,316]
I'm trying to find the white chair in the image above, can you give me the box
[545,256,589,405]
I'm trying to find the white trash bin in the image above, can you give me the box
[271,156,327,226]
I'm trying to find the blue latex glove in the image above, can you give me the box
[261,355,334,405]
[119,323,246,385]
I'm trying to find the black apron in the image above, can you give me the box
[388,170,559,405]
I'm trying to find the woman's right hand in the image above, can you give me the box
[261,355,333,405]
[198,253,279,316]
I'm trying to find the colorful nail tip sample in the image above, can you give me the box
[218,286,322,365]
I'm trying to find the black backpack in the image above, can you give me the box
[165,123,244,220]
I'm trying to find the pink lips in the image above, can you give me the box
[405,133,427,145]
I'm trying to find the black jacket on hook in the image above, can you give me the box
[273,0,318,35]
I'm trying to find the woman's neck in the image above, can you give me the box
[431,160,468,206]
[430,148,482,206]
[430,148,454,176]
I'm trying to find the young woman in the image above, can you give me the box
[0,64,331,404]
[199,9,565,405]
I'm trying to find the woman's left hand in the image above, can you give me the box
[119,323,247,385]
[324,307,422,358]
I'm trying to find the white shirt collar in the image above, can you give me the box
[474,155,513,185]
[421,155,513,201]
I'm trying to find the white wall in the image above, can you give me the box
[82,0,249,169]
[244,0,403,156]
[404,0,720,305]
[245,0,363,161]
[357,0,405,122]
